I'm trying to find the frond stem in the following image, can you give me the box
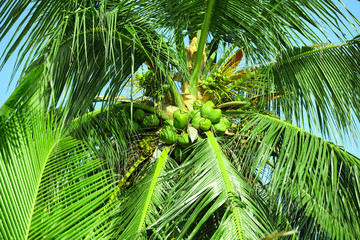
[189,0,216,95]
[206,131,244,240]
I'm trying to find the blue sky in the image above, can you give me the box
[1,1,360,156]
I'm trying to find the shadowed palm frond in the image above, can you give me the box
[112,146,179,239]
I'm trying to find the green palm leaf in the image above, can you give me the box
[113,146,179,239]
[271,43,360,139]
[234,113,360,239]
[0,100,117,239]
[153,133,276,239]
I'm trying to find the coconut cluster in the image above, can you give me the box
[136,70,169,100]
[132,109,160,130]
[159,100,232,147]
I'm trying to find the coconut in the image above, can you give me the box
[173,146,187,161]
[173,109,182,118]
[130,121,142,132]
[220,117,231,128]
[174,113,188,129]
[185,110,193,120]
[144,70,153,80]
[213,122,227,135]
[204,100,215,109]
[135,72,143,79]
[178,133,190,148]
[201,104,213,118]
[163,119,174,127]
[208,109,222,124]
[234,96,245,101]
[199,118,212,131]
[193,100,204,110]
[196,135,204,142]
[160,126,178,144]
[162,84,170,92]
[134,109,145,122]
[191,117,202,129]
[190,110,201,120]
[142,115,160,127]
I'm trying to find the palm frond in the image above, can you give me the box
[0,96,117,239]
[112,146,179,239]
[148,0,358,63]
[152,133,276,239]
[271,43,360,141]
[233,113,360,239]
[1,1,178,120]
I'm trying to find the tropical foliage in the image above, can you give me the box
[1,0,360,239]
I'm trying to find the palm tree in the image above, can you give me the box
[1,0,360,239]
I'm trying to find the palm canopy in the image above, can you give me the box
[1,0,360,239]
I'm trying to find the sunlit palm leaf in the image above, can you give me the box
[235,113,360,239]
[271,43,360,140]
[153,133,276,239]
[0,98,117,239]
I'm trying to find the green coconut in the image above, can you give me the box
[178,133,190,148]
[130,121,143,133]
[119,110,130,120]
[208,109,222,124]
[204,100,215,109]
[142,115,160,128]
[185,110,193,120]
[163,119,174,127]
[199,118,212,131]
[144,70,153,80]
[191,116,202,129]
[174,113,188,129]
[173,109,182,118]
[173,146,181,161]
[214,122,227,135]
[162,84,170,92]
[160,126,178,144]
[234,96,245,101]
[201,104,214,118]
[193,100,204,110]
[189,110,201,120]
[134,109,145,122]
[220,117,231,128]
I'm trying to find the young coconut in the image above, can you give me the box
[134,109,145,122]
[192,116,203,129]
[190,110,201,120]
[130,121,142,132]
[160,126,178,145]
[242,101,251,110]
[193,100,204,110]
[204,100,215,108]
[173,109,182,118]
[201,103,214,118]
[208,109,222,124]
[178,133,190,148]
[213,122,227,136]
[220,117,231,128]
[199,118,212,131]
[142,115,160,127]
[174,113,188,130]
